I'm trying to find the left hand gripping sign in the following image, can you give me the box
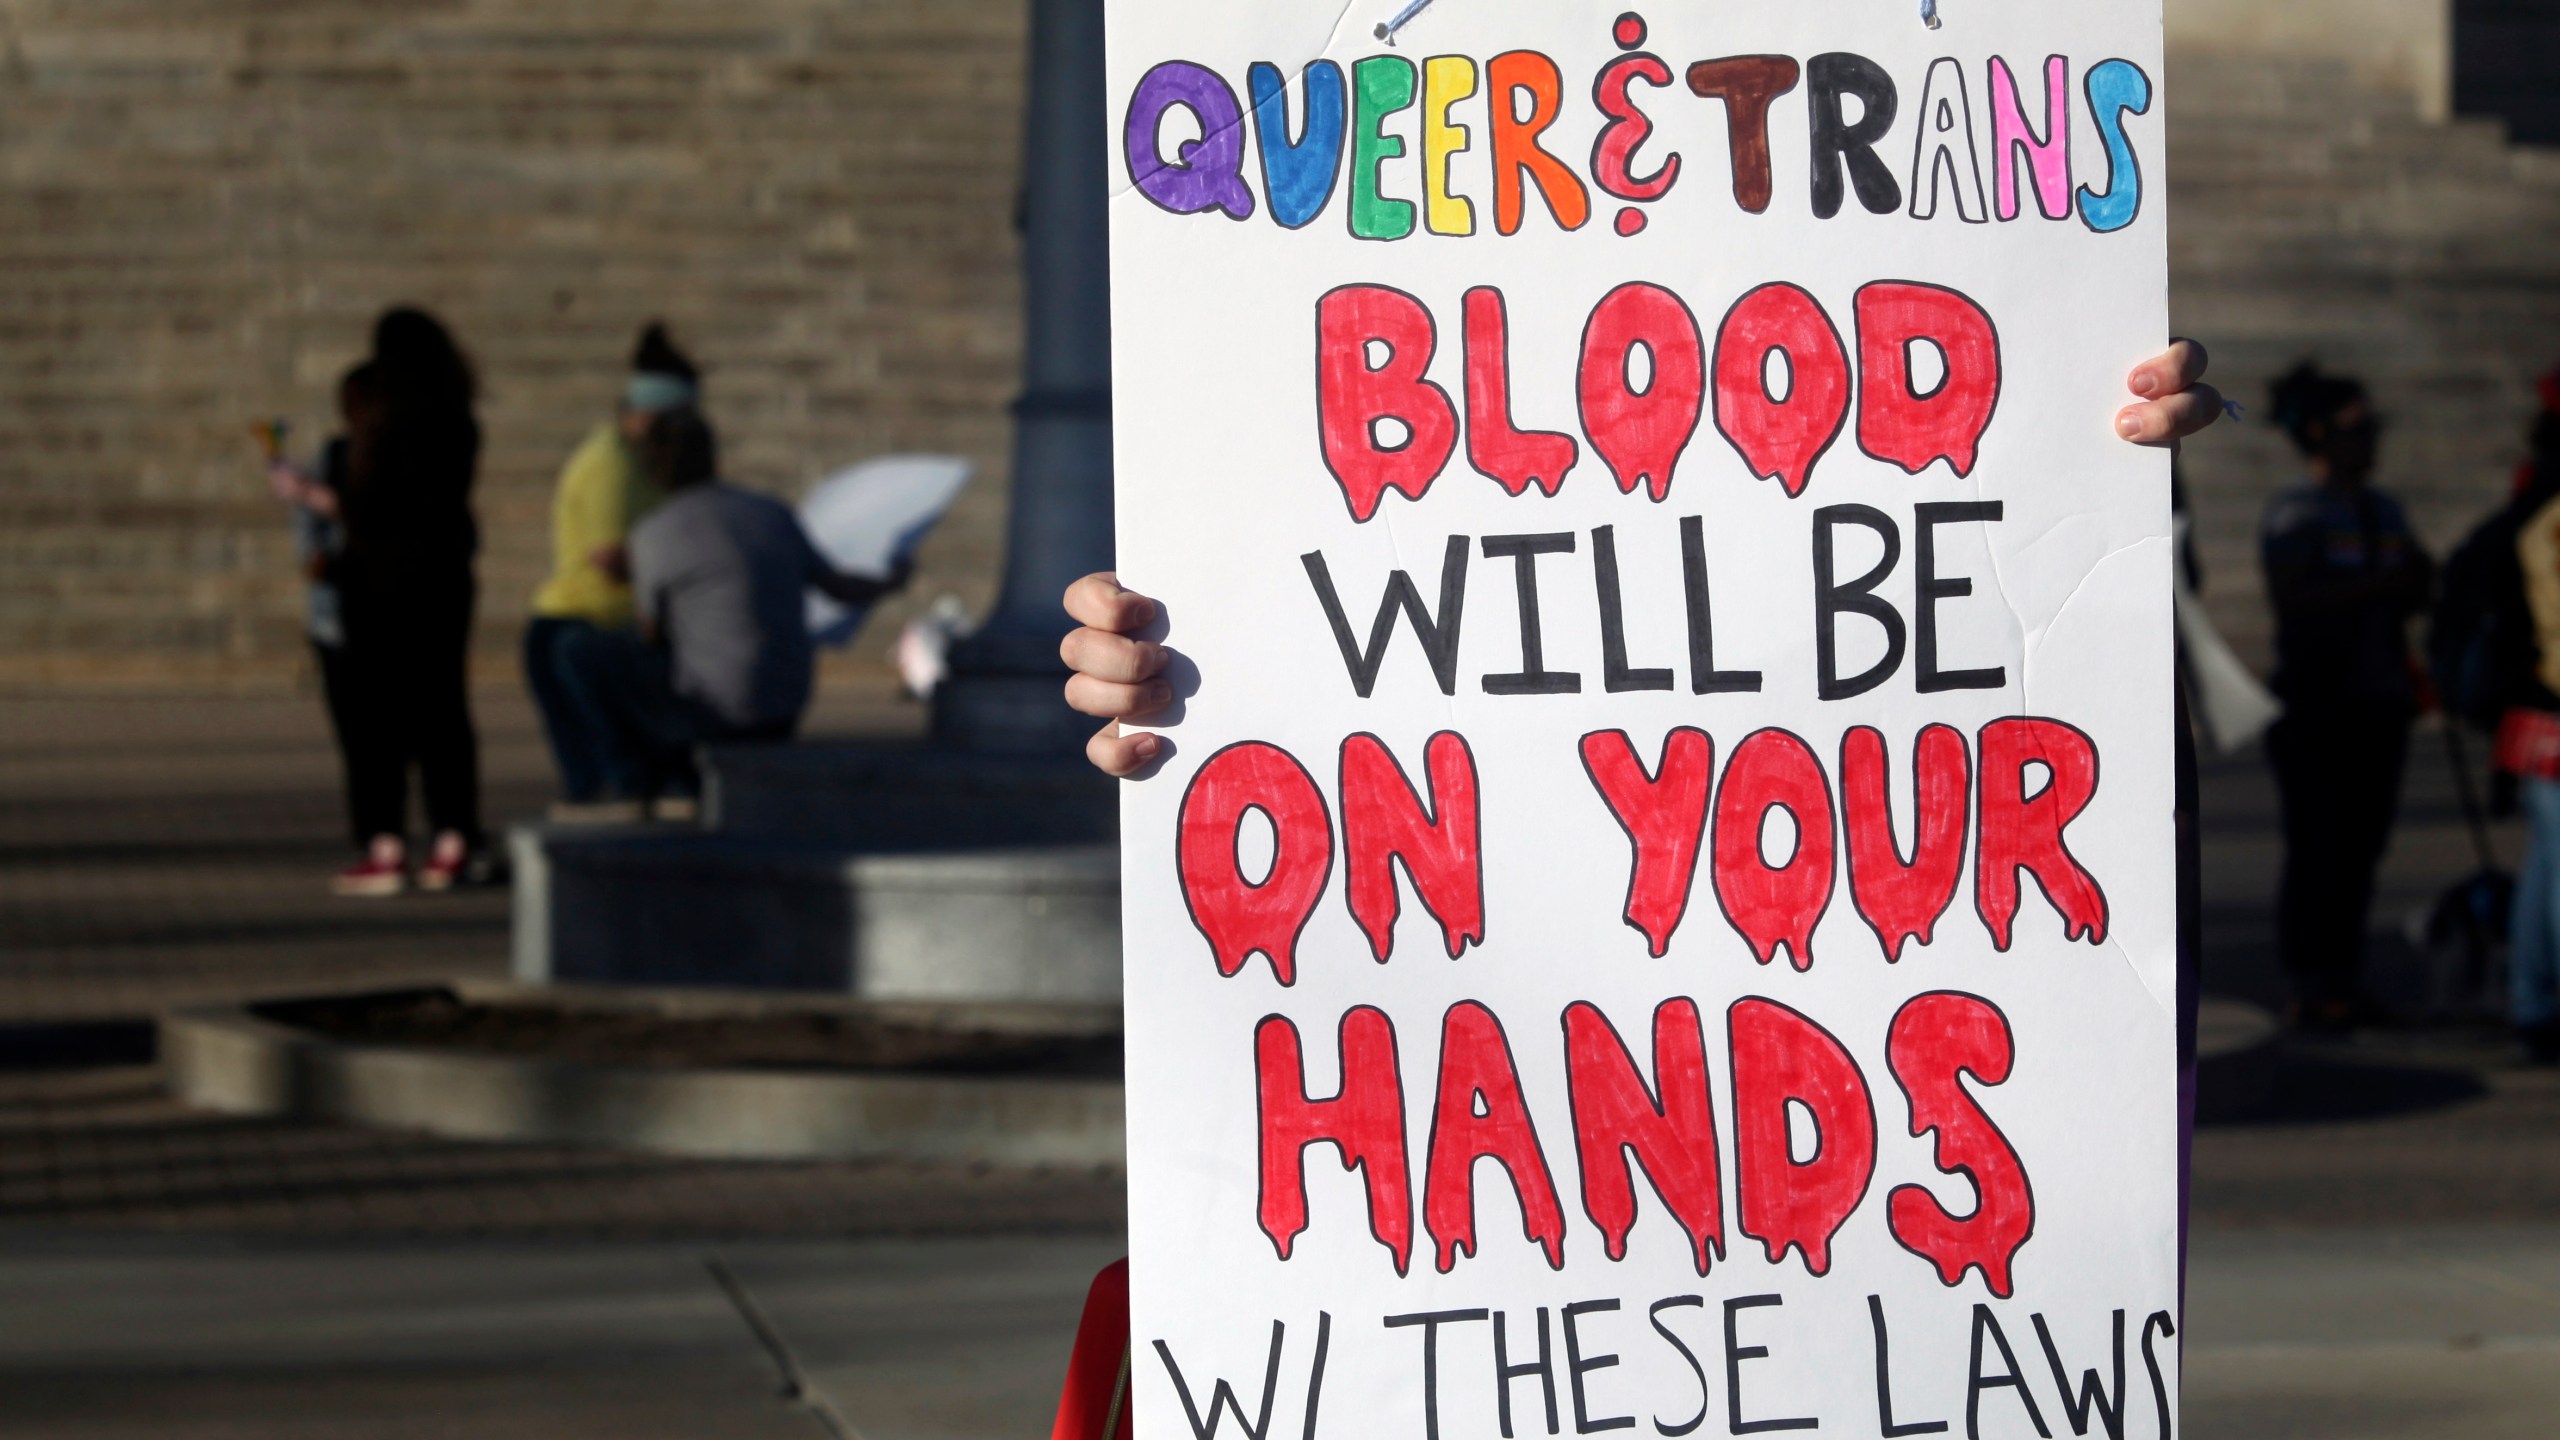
[1106,3,2177,1437]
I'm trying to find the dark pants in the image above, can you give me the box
[524,617,632,802]
[331,580,483,848]
[2266,708,2410,1004]
[554,627,794,799]
[313,640,368,848]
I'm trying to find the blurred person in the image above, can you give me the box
[264,363,384,865]
[554,409,908,807]
[2258,361,2433,1032]
[2499,369,2560,1062]
[289,306,487,895]
[523,323,697,820]
[2431,369,2560,749]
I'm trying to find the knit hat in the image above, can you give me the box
[625,322,699,412]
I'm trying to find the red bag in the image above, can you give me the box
[2495,706,2560,780]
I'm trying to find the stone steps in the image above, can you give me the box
[5,18,2556,686]
[0,0,1029,688]
[2158,52,2560,663]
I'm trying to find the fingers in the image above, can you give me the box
[2114,384,2225,447]
[1086,721,1163,778]
[1063,575,1176,776]
[1062,571,1159,635]
[1065,670,1173,721]
[1060,626,1169,685]
[2126,338,2208,401]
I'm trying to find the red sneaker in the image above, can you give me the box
[331,852,407,898]
[416,834,470,893]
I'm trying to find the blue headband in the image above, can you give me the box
[625,372,698,412]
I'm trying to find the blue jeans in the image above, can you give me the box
[2511,775,2560,1030]
[524,617,634,802]
[552,625,796,799]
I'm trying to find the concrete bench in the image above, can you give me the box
[512,741,1121,1004]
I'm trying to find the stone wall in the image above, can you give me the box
[2165,47,2560,669]
[0,0,1027,690]
[6,1,2560,691]
[2168,0,2451,119]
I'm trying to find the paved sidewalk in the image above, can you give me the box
[0,1061,1123,1237]
[2184,1226,2560,1439]
[0,687,1140,1243]
[0,691,535,1024]
[3,692,2557,1435]
[0,684,918,1024]
[0,1228,2551,1439]
[0,1235,1124,1440]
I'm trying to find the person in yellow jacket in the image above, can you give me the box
[523,323,697,817]
[2501,375,2560,1063]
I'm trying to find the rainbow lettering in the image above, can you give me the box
[1123,14,2151,237]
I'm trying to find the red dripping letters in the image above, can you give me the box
[1341,731,1486,962]
[1975,716,2109,949]
[1563,999,1725,1274]
[1855,280,2003,477]
[1729,997,1878,1277]
[1464,286,1580,497]
[1256,1007,1415,1274]
[1886,991,2034,1297]
[1425,1001,1568,1272]
[1317,284,1460,522]
[1710,282,1851,497]
[1246,997,2041,1288]
[1312,279,2008,515]
[1178,717,2100,983]
[1176,741,1334,985]
[1579,727,1715,958]
[1840,723,1971,962]
[1711,728,1837,971]
[1578,282,1707,501]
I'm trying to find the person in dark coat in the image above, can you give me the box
[315,307,487,894]
[2257,361,2433,1030]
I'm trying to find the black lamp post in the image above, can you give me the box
[933,0,1116,754]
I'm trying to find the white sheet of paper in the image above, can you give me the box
[1106,4,2175,1435]
[798,454,970,644]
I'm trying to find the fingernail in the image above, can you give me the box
[2130,372,2158,397]
[1147,682,1172,706]
[1133,735,1160,761]
[2115,410,2143,439]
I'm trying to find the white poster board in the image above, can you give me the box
[799,454,972,644]
[1106,3,2177,1436]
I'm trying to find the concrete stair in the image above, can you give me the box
[0,0,1029,688]
[6,15,2555,691]
[2165,49,2560,667]
[511,740,1121,1003]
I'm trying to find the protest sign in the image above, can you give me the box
[1105,2,2176,1435]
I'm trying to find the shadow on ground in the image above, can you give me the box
[0,1022,156,1072]
[2203,1041,2492,1127]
